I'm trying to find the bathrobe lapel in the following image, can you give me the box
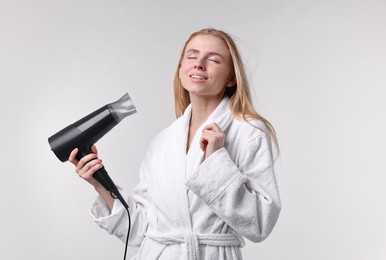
[184,96,233,180]
[153,97,233,229]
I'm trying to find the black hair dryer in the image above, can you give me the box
[48,93,136,209]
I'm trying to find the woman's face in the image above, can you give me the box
[179,34,234,100]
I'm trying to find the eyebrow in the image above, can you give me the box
[185,48,225,59]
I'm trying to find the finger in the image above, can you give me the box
[69,148,79,165]
[203,123,222,133]
[202,129,218,136]
[76,145,98,167]
[84,160,103,176]
[199,134,219,149]
[200,132,218,150]
[82,163,104,181]
[200,138,208,151]
[80,153,99,165]
[201,132,225,149]
[76,153,99,172]
[201,131,226,142]
[78,159,103,176]
[90,145,98,154]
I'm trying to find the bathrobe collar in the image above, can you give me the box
[178,96,233,155]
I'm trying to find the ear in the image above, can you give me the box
[226,77,235,87]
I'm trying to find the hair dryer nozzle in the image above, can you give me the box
[109,93,137,123]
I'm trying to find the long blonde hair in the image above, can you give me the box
[173,28,279,156]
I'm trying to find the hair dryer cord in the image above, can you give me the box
[123,206,131,260]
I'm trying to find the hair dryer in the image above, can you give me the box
[48,93,136,209]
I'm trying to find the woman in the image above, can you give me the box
[70,28,281,260]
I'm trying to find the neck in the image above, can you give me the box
[185,94,225,152]
[189,94,223,127]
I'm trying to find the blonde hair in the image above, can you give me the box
[173,28,279,156]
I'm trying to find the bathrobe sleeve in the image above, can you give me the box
[89,147,154,246]
[185,132,281,243]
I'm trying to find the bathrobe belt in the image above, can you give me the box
[147,231,245,260]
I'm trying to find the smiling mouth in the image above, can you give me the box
[190,75,208,80]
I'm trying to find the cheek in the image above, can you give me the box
[179,64,185,78]
[213,68,231,83]
[179,63,186,77]
[180,60,192,71]
[178,66,187,86]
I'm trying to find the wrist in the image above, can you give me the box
[93,181,105,192]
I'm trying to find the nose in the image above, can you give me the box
[194,60,205,71]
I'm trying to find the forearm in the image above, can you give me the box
[186,146,281,242]
[94,183,115,212]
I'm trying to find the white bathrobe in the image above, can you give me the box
[90,97,281,260]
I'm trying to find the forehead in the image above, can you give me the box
[185,34,230,57]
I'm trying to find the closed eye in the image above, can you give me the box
[209,59,220,64]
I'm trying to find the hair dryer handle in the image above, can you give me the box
[93,167,129,209]
[75,150,129,209]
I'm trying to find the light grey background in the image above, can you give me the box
[1,0,385,259]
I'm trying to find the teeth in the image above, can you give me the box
[191,75,205,80]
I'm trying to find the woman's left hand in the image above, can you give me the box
[200,123,226,159]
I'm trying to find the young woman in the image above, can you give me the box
[70,28,281,260]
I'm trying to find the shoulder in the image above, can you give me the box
[228,117,271,143]
[226,117,274,167]
[147,116,181,148]
[227,117,273,158]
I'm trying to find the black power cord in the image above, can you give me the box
[123,206,131,260]
[109,190,131,260]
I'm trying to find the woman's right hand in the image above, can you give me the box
[69,145,104,188]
